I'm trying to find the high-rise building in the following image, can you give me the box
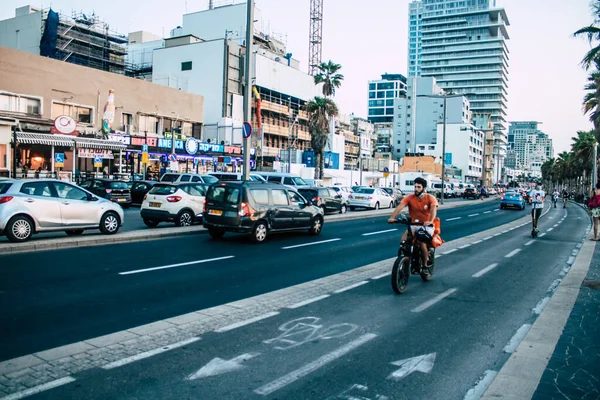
[508,121,554,175]
[408,0,510,181]
[367,74,408,124]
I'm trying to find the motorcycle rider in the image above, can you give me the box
[388,177,438,268]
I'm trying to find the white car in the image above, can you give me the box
[160,173,219,184]
[347,187,394,210]
[329,186,353,204]
[140,182,208,227]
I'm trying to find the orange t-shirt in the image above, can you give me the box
[400,193,438,223]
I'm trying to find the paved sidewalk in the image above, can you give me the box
[531,231,600,400]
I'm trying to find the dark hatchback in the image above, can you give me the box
[80,179,132,208]
[203,181,324,243]
[128,181,159,204]
[463,187,478,200]
[298,187,346,214]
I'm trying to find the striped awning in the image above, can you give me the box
[16,132,74,147]
[73,137,127,151]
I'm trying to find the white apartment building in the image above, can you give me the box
[409,0,510,182]
[508,121,553,173]
[367,74,408,124]
[416,123,485,183]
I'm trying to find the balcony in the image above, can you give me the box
[260,100,289,115]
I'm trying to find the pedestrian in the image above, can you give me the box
[552,188,559,208]
[588,182,600,241]
[480,186,485,201]
[562,189,569,208]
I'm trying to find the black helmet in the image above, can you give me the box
[415,227,433,242]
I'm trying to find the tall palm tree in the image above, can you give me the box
[583,60,600,142]
[307,97,338,179]
[574,1,600,69]
[313,61,344,98]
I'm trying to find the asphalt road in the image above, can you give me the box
[28,203,589,400]
[1,200,523,361]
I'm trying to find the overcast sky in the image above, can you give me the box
[1,0,595,153]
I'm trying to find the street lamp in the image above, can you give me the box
[287,114,299,173]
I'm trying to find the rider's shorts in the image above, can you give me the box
[410,225,435,237]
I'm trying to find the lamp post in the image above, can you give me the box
[287,115,299,173]
[242,0,254,181]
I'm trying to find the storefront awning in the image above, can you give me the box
[74,137,127,151]
[16,132,74,147]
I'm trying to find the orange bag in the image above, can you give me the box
[431,234,444,248]
[433,217,441,236]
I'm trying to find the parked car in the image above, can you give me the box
[329,185,353,204]
[0,179,124,242]
[347,187,394,210]
[160,173,219,184]
[140,182,209,227]
[382,187,404,206]
[203,181,324,243]
[298,187,346,214]
[254,172,310,188]
[500,190,526,210]
[208,172,266,182]
[80,179,132,208]
[487,187,498,195]
[128,181,159,204]
[463,187,478,200]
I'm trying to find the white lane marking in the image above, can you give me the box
[463,370,498,400]
[362,228,397,236]
[119,256,235,275]
[443,249,458,255]
[493,233,502,237]
[483,211,492,214]
[539,233,547,237]
[468,213,479,217]
[334,281,369,294]
[494,209,500,211]
[472,263,499,278]
[215,312,280,333]
[525,240,535,246]
[503,324,532,353]
[0,377,76,400]
[548,279,561,293]
[533,297,550,315]
[547,228,554,232]
[501,230,509,233]
[459,244,471,249]
[482,236,493,241]
[434,253,443,259]
[287,295,330,309]
[446,217,462,221]
[372,272,390,280]
[102,337,200,369]
[254,333,377,396]
[186,352,261,380]
[411,288,458,313]
[472,240,483,245]
[505,249,521,258]
[553,224,559,228]
[388,353,436,380]
[282,238,341,250]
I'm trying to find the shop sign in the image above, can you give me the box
[54,153,65,168]
[112,134,242,155]
[185,137,199,155]
[53,115,77,135]
[79,148,114,159]
[158,138,184,151]
[108,134,132,146]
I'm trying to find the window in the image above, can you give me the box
[138,115,158,134]
[181,61,193,71]
[289,191,303,204]
[20,182,53,197]
[150,185,178,195]
[122,113,133,129]
[369,83,376,90]
[54,182,88,201]
[272,189,289,206]
[181,184,205,197]
[207,186,240,204]
[386,91,395,97]
[251,189,270,205]
[0,93,41,115]
[51,102,92,124]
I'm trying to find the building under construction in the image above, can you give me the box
[0,5,128,74]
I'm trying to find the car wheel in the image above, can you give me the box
[66,230,84,236]
[6,216,34,243]
[252,221,268,243]
[100,212,120,235]
[388,200,394,209]
[143,219,159,228]
[208,228,225,239]
[309,216,323,236]
[340,204,347,214]
[374,202,380,210]
[176,210,194,227]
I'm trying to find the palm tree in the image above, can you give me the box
[583,60,600,142]
[313,61,344,98]
[574,1,600,69]
[307,97,338,179]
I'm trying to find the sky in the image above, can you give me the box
[0,0,596,154]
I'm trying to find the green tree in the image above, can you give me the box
[307,97,338,180]
[313,61,344,98]
[574,1,600,69]
[583,60,600,142]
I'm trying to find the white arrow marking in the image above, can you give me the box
[186,353,260,380]
[388,353,436,380]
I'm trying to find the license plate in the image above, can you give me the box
[117,198,126,202]
[149,202,161,208]
[208,209,223,216]
[356,196,364,200]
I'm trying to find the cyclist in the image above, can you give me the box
[562,189,569,208]
[388,177,438,268]
[552,188,559,208]
[530,185,545,234]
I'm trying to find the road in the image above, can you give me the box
[14,202,588,400]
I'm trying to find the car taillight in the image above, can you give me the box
[239,202,250,217]
[0,196,13,205]
[105,189,112,194]
[348,194,354,199]
[166,196,182,202]
[365,196,373,200]
[312,197,319,202]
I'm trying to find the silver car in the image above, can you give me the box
[0,179,124,242]
[347,187,395,210]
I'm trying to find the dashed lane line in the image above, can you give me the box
[446,217,462,221]
[333,281,369,294]
[472,263,499,278]
[287,295,331,309]
[0,377,77,400]
[282,238,341,250]
[443,249,458,255]
[468,213,480,217]
[119,256,235,275]
[505,249,522,258]
[411,288,458,313]
[362,229,397,236]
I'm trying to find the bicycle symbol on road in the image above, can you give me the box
[263,317,358,351]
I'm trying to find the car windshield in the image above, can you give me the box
[109,182,129,189]
[202,175,219,184]
[149,185,178,195]
[355,188,375,194]
[161,174,179,182]
[506,191,517,196]
[0,182,12,194]
[207,185,240,204]
[298,189,317,198]
[292,177,308,185]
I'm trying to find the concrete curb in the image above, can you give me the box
[481,210,594,399]
[0,197,499,255]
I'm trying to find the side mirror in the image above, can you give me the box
[87,194,97,201]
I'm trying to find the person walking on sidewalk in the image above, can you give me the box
[588,182,600,241]
[562,189,569,208]
[530,185,545,235]
[480,186,486,201]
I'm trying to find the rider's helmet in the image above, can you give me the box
[414,227,433,243]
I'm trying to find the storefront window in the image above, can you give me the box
[182,122,192,136]
[51,102,93,124]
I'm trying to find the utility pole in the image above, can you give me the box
[242,0,254,181]
[593,142,598,192]
[440,96,447,205]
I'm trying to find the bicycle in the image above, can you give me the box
[390,215,435,294]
